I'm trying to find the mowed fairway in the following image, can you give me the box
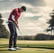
[0,38,54,53]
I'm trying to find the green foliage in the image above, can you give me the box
[0,14,9,38]
[0,19,3,24]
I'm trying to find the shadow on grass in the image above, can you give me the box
[0,49,17,51]
[0,49,9,51]
[0,44,54,51]
[0,44,8,48]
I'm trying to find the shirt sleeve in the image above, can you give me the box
[11,15,15,21]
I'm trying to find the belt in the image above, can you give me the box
[8,20,13,22]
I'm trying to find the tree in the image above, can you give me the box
[0,13,9,38]
[46,10,54,36]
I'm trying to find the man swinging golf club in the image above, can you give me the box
[8,6,26,51]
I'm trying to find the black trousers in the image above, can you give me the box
[8,22,17,48]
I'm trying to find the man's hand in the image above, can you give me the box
[15,21,22,34]
[15,22,18,28]
[15,22,20,30]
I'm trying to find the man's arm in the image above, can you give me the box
[11,15,18,28]
[12,15,15,21]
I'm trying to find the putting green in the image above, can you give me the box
[0,48,54,53]
[0,38,54,53]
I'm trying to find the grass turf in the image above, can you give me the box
[0,38,54,53]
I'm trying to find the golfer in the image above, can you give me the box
[8,6,26,51]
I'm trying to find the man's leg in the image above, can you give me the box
[13,27,17,48]
[8,22,15,48]
[13,27,21,50]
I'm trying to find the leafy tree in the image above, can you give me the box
[0,13,9,38]
[46,10,54,36]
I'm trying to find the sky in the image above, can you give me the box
[0,0,54,36]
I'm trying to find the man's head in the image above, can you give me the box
[19,6,26,12]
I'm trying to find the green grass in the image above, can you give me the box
[0,38,54,53]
